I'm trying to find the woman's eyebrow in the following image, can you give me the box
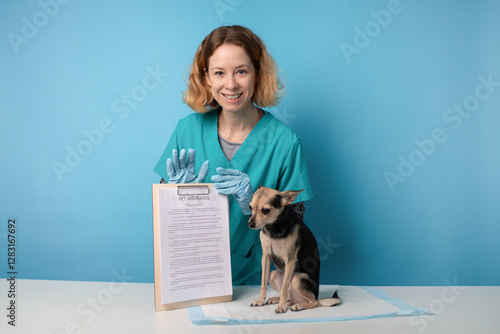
[210,64,251,71]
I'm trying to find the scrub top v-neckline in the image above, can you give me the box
[209,110,272,168]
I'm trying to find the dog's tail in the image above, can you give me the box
[318,291,342,307]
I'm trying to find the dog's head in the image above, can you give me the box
[248,186,304,230]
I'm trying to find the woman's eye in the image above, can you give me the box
[214,71,223,76]
[237,69,247,75]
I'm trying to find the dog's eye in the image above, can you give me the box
[249,204,252,211]
[262,208,270,215]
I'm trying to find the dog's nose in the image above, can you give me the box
[248,220,256,229]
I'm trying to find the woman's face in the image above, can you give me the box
[205,44,257,115]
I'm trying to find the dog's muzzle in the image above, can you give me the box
[248,218,257,229]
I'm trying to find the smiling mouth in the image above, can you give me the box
[222,93,243,101]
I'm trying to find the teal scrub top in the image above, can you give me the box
[153,109,313,285]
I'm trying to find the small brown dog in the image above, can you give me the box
[248,186,341,313]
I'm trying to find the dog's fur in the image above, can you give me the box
[248,186,341,313]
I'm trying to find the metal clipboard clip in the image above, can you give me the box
[176,184,210,196]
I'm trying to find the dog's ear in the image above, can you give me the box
[280,189,305,206]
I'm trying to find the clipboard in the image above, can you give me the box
[152,183,232,311]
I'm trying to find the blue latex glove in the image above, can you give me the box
[166,148,209,183]
[211,167,253,215]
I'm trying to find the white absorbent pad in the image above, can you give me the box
[187,285,428,325]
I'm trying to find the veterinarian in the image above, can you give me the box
[153,25,313,285]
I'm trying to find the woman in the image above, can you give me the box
[153,25,313,285]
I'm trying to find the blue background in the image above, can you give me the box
[1,0,499,286]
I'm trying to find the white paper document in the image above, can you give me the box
[156,185,232,305]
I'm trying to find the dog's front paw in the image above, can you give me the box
[265,297,280,305]
[275,304,287,314]
[250,299,265,307]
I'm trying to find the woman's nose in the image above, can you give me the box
[226,75,239,90]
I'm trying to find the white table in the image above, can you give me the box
[1,279,498,334]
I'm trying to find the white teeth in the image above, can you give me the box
[224,94,241,100]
